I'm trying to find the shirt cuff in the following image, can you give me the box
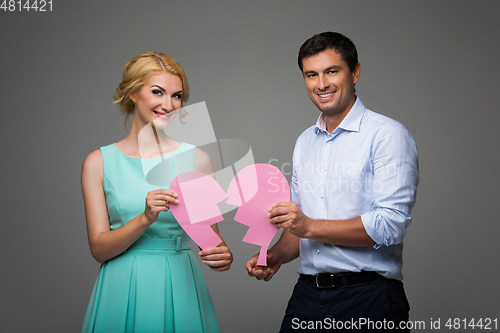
[361,211,409,248]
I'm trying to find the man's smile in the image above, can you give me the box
[317,91,336,102]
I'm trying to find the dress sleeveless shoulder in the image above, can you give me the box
[81,143,220,333]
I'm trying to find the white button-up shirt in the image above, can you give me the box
[293,98,419,280]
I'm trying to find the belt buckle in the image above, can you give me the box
[315,273,335,288]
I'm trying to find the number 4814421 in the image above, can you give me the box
[1,0,53,11]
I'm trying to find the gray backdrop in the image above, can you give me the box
[1,1,499,332]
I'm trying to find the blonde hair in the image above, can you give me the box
[113,52,190,123]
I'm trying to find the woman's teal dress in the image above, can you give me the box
[81,143,220,333]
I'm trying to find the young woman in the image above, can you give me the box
[81,52,232,332]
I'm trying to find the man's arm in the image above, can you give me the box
[270,124,418,248]
[269,203,375,246]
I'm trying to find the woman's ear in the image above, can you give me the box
[129,92,136,103]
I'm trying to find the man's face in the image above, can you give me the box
[302,48,360,118]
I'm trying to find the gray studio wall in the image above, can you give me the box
[1,1,499,332]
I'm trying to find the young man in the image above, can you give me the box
[246,32,419,332]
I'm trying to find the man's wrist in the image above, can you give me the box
[271,230,300,263]
[302,217,316,239]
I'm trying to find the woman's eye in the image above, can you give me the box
[173,93,182,99]
[152,90,163,96]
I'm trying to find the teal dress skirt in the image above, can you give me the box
[81,143,220,333]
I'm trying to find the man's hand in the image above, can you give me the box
[245,249,282,282]
[269,202,311,238]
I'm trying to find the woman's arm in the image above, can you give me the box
[81,149,177,263]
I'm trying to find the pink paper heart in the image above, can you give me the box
[169,171,226,249]
[227,164,290,266]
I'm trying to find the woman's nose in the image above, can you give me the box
[161,98,173,112]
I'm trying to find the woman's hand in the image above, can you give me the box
[143,189,178,224]
[199,246,233,272]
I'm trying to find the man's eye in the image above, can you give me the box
[307,73,316,78]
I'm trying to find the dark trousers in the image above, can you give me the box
[280,276,410,332]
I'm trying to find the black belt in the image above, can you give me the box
[299,271,384,289]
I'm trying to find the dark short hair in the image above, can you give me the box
[298,32,358,73]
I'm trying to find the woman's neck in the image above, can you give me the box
[118,118,179,159]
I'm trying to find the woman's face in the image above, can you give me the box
[130,71,183,129]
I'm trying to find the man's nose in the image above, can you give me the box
[318,75,329,90]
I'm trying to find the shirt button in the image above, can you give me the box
[320,195,324,199]
[328,141,333,145]
[324,167,328,171]
[316,249,320,254]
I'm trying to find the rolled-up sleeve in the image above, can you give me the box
[361,125,419,247]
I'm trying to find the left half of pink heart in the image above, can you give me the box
[169,171,226,249]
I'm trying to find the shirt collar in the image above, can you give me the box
[314,97,365,134]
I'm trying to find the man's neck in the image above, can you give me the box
[322,97,357,133]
